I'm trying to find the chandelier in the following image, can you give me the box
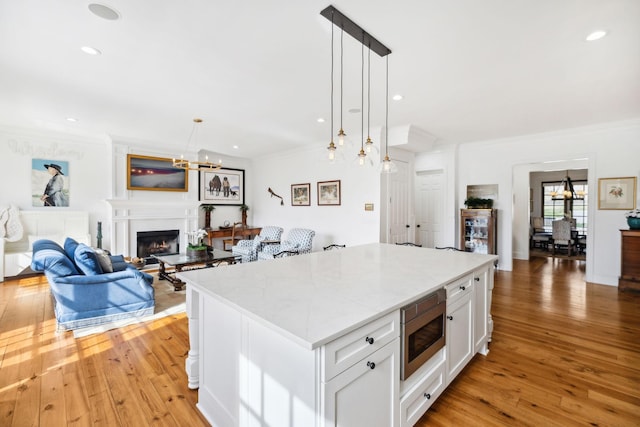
[173,118,222,171]
[321,6,392,170]
[551,172,585,200]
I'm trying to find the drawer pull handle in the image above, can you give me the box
[460,285,466,290]
[365,336,374,345]
[475,277,480,281]
[367,361,376,370]
[424,393,431,399]
[447,315,453,320]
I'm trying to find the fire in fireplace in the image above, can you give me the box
[137,230,180,263]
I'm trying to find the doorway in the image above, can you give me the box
[415,170,445,247]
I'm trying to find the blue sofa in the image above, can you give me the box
[31,238,155,331]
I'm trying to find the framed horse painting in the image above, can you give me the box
[198,166,245,205]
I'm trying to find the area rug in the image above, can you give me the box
[72,276,185,338]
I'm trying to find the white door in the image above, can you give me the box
[386,160,411,244]
[415,170,444,248]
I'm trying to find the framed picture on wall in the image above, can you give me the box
[198,166,245,205]
[126,154,188,191]
[317,180,341,206]
[32,158,70,207]
[598,176,637,210]
[291,183,310,206]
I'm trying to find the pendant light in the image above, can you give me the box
[364,45,378,156]
[326,11,337,161]
[356,37,367,166]
[337,27,346,147]
[381,55,397,174]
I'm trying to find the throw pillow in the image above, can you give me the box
[74,244,104,276]
[94,248,113,273]
[63,237,80,261]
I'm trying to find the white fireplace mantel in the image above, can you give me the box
[105,199,201,257]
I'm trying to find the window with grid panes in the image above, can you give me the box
[542,181,588,234]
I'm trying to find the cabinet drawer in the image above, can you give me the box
[445,274,473,303]
[322,310,399,381]
[400,356,445,427]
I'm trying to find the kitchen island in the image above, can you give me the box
[178,243,497,427]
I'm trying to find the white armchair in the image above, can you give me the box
[232,226,283,263]
[257,228,315,260]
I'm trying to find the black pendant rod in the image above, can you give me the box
[320,5,392,57]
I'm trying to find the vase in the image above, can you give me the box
[627,217,640,230]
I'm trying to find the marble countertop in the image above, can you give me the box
[178,243,497,350]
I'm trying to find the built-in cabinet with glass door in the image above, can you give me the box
[460,209,497,255]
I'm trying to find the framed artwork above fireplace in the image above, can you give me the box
[126,154,188,192]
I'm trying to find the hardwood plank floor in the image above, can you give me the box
[1,257,638,426]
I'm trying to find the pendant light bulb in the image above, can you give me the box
[365,137,373,153]
[337,129,346,146]
[357,148,366,166]
[328,141,336,161]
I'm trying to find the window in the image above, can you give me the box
[542,181,588,234]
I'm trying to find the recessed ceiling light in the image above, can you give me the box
[392,94,403,101]
[81,46,101,55]
[585,30,607,41]
[88,3,121,21]
[66,117,78,122]
[317,118,325,123]
[233,145,239,150]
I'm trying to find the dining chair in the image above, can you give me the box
[223,222,246,251]
[323,244,346,251]
[552,219,575,256]
[395,242,422,247]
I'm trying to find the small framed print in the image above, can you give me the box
[291,183,310,206]
[318,180,341,206]
[598,176,637,210]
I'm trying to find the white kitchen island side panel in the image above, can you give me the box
[197,290,319,427]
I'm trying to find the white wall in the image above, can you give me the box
[457,119,640,285]
[250,139,382,251]
[1,125,112,247]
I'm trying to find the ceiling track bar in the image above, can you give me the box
[320,5,392,57]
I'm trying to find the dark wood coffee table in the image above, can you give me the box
[153,249,239,291]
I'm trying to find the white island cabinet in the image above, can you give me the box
[178,243,497,427]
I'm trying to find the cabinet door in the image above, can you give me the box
[323,339,399,427]
[473,270,489,354]
[446,291,473,384]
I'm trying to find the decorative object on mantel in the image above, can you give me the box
[598,176,637,210]
[96,221,103,249]
[172,118,222,172]
[464,197,494,209]
[200,204,215,230]
[625,208,640,229]
[267,187,284,205]
[186,229,209,259]
[239,204,249,226]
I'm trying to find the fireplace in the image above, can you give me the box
[137,230,180,263]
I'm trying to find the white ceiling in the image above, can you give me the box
[1,1,638,159]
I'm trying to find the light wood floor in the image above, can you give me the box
[1,257,638,426]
